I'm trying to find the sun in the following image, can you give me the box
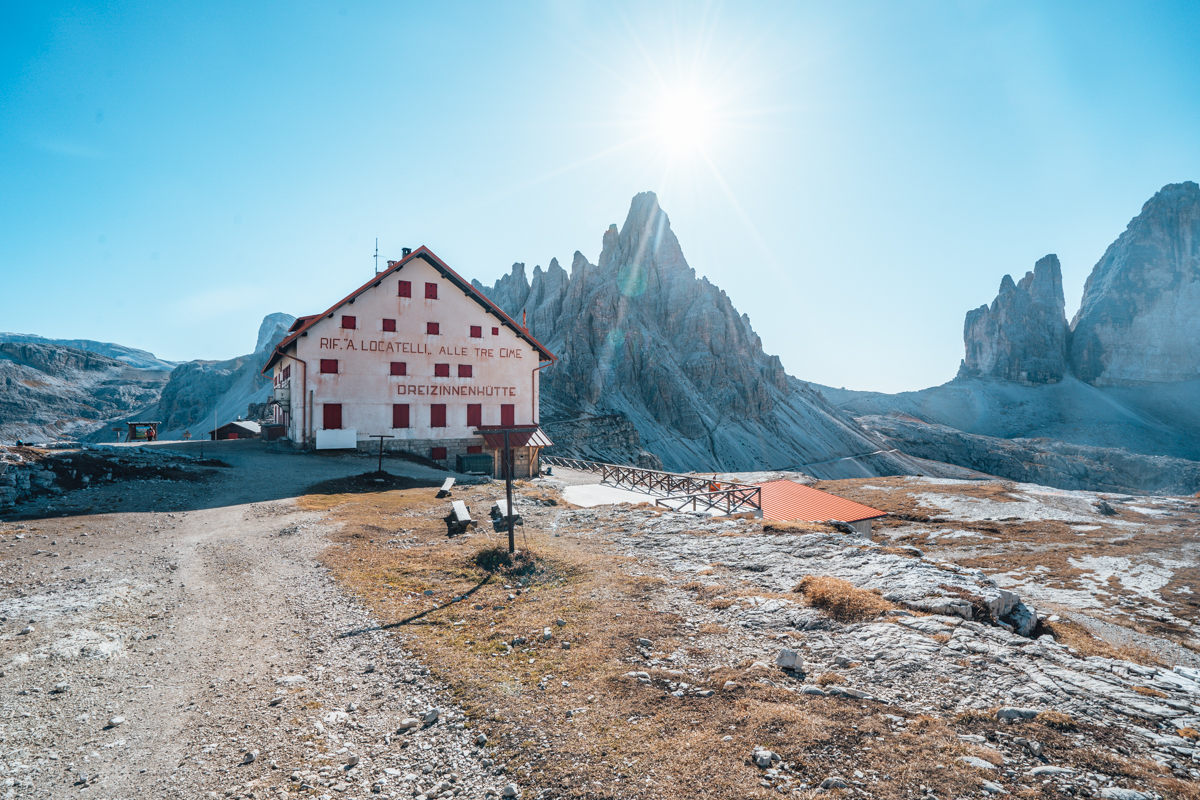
[652,89,714,155]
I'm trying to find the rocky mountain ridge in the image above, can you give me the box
[0,315,293,445]
[0,343,167,443]
[475,192,937,477]
[963,181,1200,388]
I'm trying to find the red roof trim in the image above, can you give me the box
[262,247,556,374]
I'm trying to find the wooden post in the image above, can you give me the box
[369,434,393,473]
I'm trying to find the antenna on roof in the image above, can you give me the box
[374,238,379,275]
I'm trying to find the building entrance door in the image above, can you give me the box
[323,404,343,430]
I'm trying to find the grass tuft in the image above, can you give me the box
[474,546,538,576]
[794,575,893,622]
[1036,710,1078,731]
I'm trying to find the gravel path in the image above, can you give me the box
[1,441,505,800]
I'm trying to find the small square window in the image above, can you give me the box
[382,318,396,332]
[491,327,499,336]
[427,322,440,335]
[457,364,472,378]
[431,446,447,460]
[467,445,483,454]
[341,315,356,330]
[425,282,438,299]
[398,280,411,298]
[390,361,406,376]
[320,359,338,374]
[434,363,450,377]
[470,325,482,338]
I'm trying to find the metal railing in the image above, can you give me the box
[541,455,762,515]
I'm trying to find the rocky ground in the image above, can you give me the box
[2,445,1200,799]
[0,441,508,800]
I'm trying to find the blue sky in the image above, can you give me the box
[3,1,1199,392]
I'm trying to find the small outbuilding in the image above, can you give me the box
[208,420,262,441]
[126,422,160,442]
[757,480,887,534]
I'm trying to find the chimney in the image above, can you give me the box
[401,247,412,257]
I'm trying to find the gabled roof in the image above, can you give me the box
[262,246,555,374]
[756,480,887,523]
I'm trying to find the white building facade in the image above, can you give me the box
[262,247,555,477]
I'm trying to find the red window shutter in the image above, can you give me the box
[392,404,409,429]
[398,280,411,298]
[470,325,482,338]
[390,361,406,376]
[457,364,472,378]
[341,315,356,329]
[427,322,440,335]
[491,327,499,336]
[431,446,447,460]
[323,404,342,429]
[501,404,514,426]
[425,282,438,299]
[467,445,482,454]
[382,318,396,332]
[434,363,450,377]
[431,404,446,428]
[320,359,338,374]
[467,404,481,427]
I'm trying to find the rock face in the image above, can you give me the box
[475,192,930,476]
[117,313,296,440]
[961,254,1068,384]
[858,412,1200,495]
[0,343,168,443]
[1070,181,1200,385]
[0,332,177,371]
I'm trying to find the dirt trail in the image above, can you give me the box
[1,441,493,800]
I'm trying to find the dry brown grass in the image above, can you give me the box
[1040,617,1167,667]
[1036,710,1078,731]
[793,575,894,622]
[954,708,995,725]
[1132,685,1168,698]
[762,519,838,534]
[815,672,846,686]
[302,481,1188,800]
[1178,727,1199,740]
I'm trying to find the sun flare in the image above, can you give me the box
[652,89,714,155]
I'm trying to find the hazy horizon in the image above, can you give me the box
[4,1,1199,393]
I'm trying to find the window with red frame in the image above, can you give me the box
[434,363,450,377]
[427,322,440,335]
[390,362,406,376]
[425,282,438,299]
[501,404,514,426]
[491,327,499,335]
[467,445,483,454]
[430,404,446,428]
[392,404,409,429]
[457,364,472,378]
[341,315,356,329]
[320,359,338,374]
[430,446,447,460]
[467,404,481,427]
[282,365,291,381]
[382,318,396,332]
[470,325,482,338]
[398,280,411,297]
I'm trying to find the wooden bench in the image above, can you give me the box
[490,498,524,531]
[436,477,455,499]
[444,500,476,536]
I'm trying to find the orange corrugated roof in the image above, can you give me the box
[757,480,886,523]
